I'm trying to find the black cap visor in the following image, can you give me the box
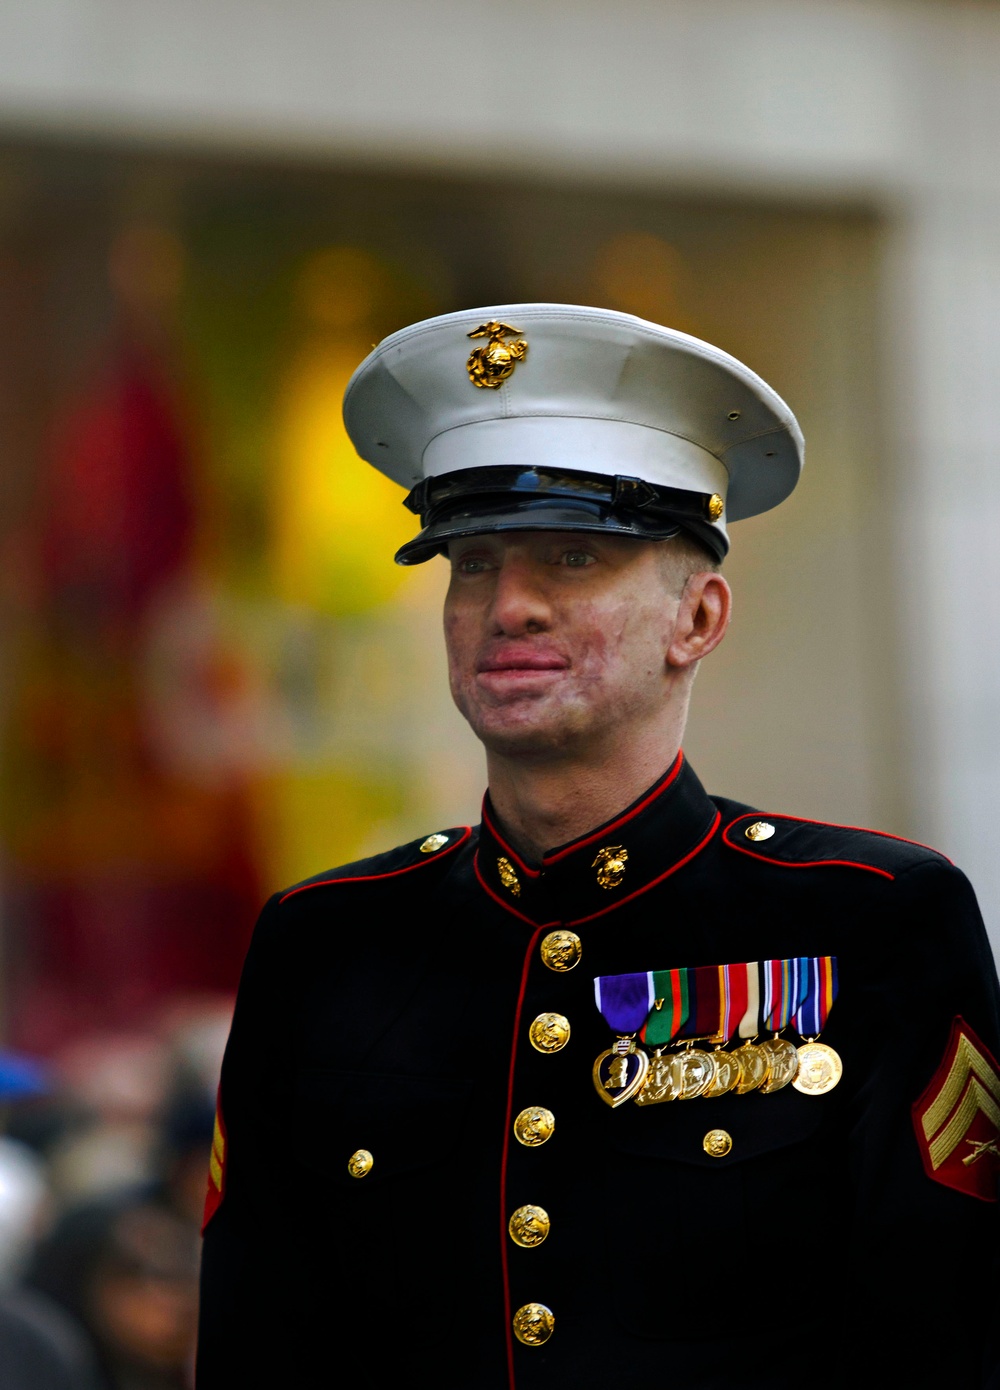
[394,467,727,566]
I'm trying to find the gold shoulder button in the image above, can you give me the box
[744,820,775,842]
[419,833,449,853]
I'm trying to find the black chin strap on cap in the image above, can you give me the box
[397,466,728,565]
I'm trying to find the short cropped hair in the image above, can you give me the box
[658,531,722,594]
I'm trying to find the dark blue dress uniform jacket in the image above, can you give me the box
[197,755,1000,1388]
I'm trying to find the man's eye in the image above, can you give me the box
[562,550,595,568]
[456,556,491,573]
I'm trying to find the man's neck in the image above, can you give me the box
[485,736,682,862]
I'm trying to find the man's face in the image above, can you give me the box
[443,530,683,760]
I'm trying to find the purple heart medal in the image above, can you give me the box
[592,972,653,1107]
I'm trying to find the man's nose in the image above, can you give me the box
[489,557,552,635]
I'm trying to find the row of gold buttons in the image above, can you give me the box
[510,929,583,1348]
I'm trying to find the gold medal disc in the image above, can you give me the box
[759,1038,800,1094]
[669,1047,717,1100]
[703,1049,741,1098]
[792,1041,843,1096]
[634,1051,680,1106]
[733,1042,769,1095]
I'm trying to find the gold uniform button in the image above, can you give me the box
[508,1204,550,1248]
[513,1302,555,1346]
[744,820,775,842]
[703,1128,732,1158]
[539,930,582,972]
[419,833,449,853]
[347,1148,373,1178]
[513,1106,555,1147]
[528,1013,571,1053]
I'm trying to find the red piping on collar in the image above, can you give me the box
[473,851,541,926]
[499,920,556,1390]
[544,750,685,865]
[720,812,945,879]
[565,809,721,925]
[277,826,472,904]
[481,803,541,881]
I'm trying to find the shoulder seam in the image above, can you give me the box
[721,812,950,880]
[277,826,473,905]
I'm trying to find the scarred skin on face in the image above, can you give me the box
[443,530,731,858]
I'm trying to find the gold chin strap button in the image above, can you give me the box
[513,1303,555,1347]
[513,1106,555,1148]
[419,833,449,853]
[347,1149,373,1178]
[508,1205,550,1248]
[744,820,775,842]
[539,930,582,972]
[528,1013,571,1054]
[703,1129,732,1158]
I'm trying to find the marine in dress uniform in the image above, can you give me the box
[197,307,1000,1389]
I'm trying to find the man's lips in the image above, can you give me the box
[476,647,569,674]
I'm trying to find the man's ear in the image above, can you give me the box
[666,573,731,670]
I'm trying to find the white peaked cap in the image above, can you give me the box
[343,303,804,563]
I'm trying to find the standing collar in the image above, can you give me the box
[475,751,720,926]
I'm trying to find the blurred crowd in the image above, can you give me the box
[0,997,230,1390]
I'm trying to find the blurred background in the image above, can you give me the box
[0,0,996,1383]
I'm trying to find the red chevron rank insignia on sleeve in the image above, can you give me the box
[201,1090,228,1233]
[912,1016,1000,1203]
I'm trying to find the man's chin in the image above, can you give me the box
[467,710,590,760]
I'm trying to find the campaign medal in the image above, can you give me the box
[668,964,725,1099]
[794,1041,842,1095]
[792,956,842,1095]
[704,1050,741,1097]
[670,1046,717,1099]
[593,972,653,1107]
[634,1049,680,1106]
[704,962,749,1098]
[758,958,808,1094]
[734,1041,769,1094]
[633,967,688,1105]
[635,968,689,1105]
[759,1037,800,1093]
[728,961,766,1094]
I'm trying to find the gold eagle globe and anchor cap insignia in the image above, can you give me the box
[343,304,805,569]
[592,845,628,890]
[466,321,528,389]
